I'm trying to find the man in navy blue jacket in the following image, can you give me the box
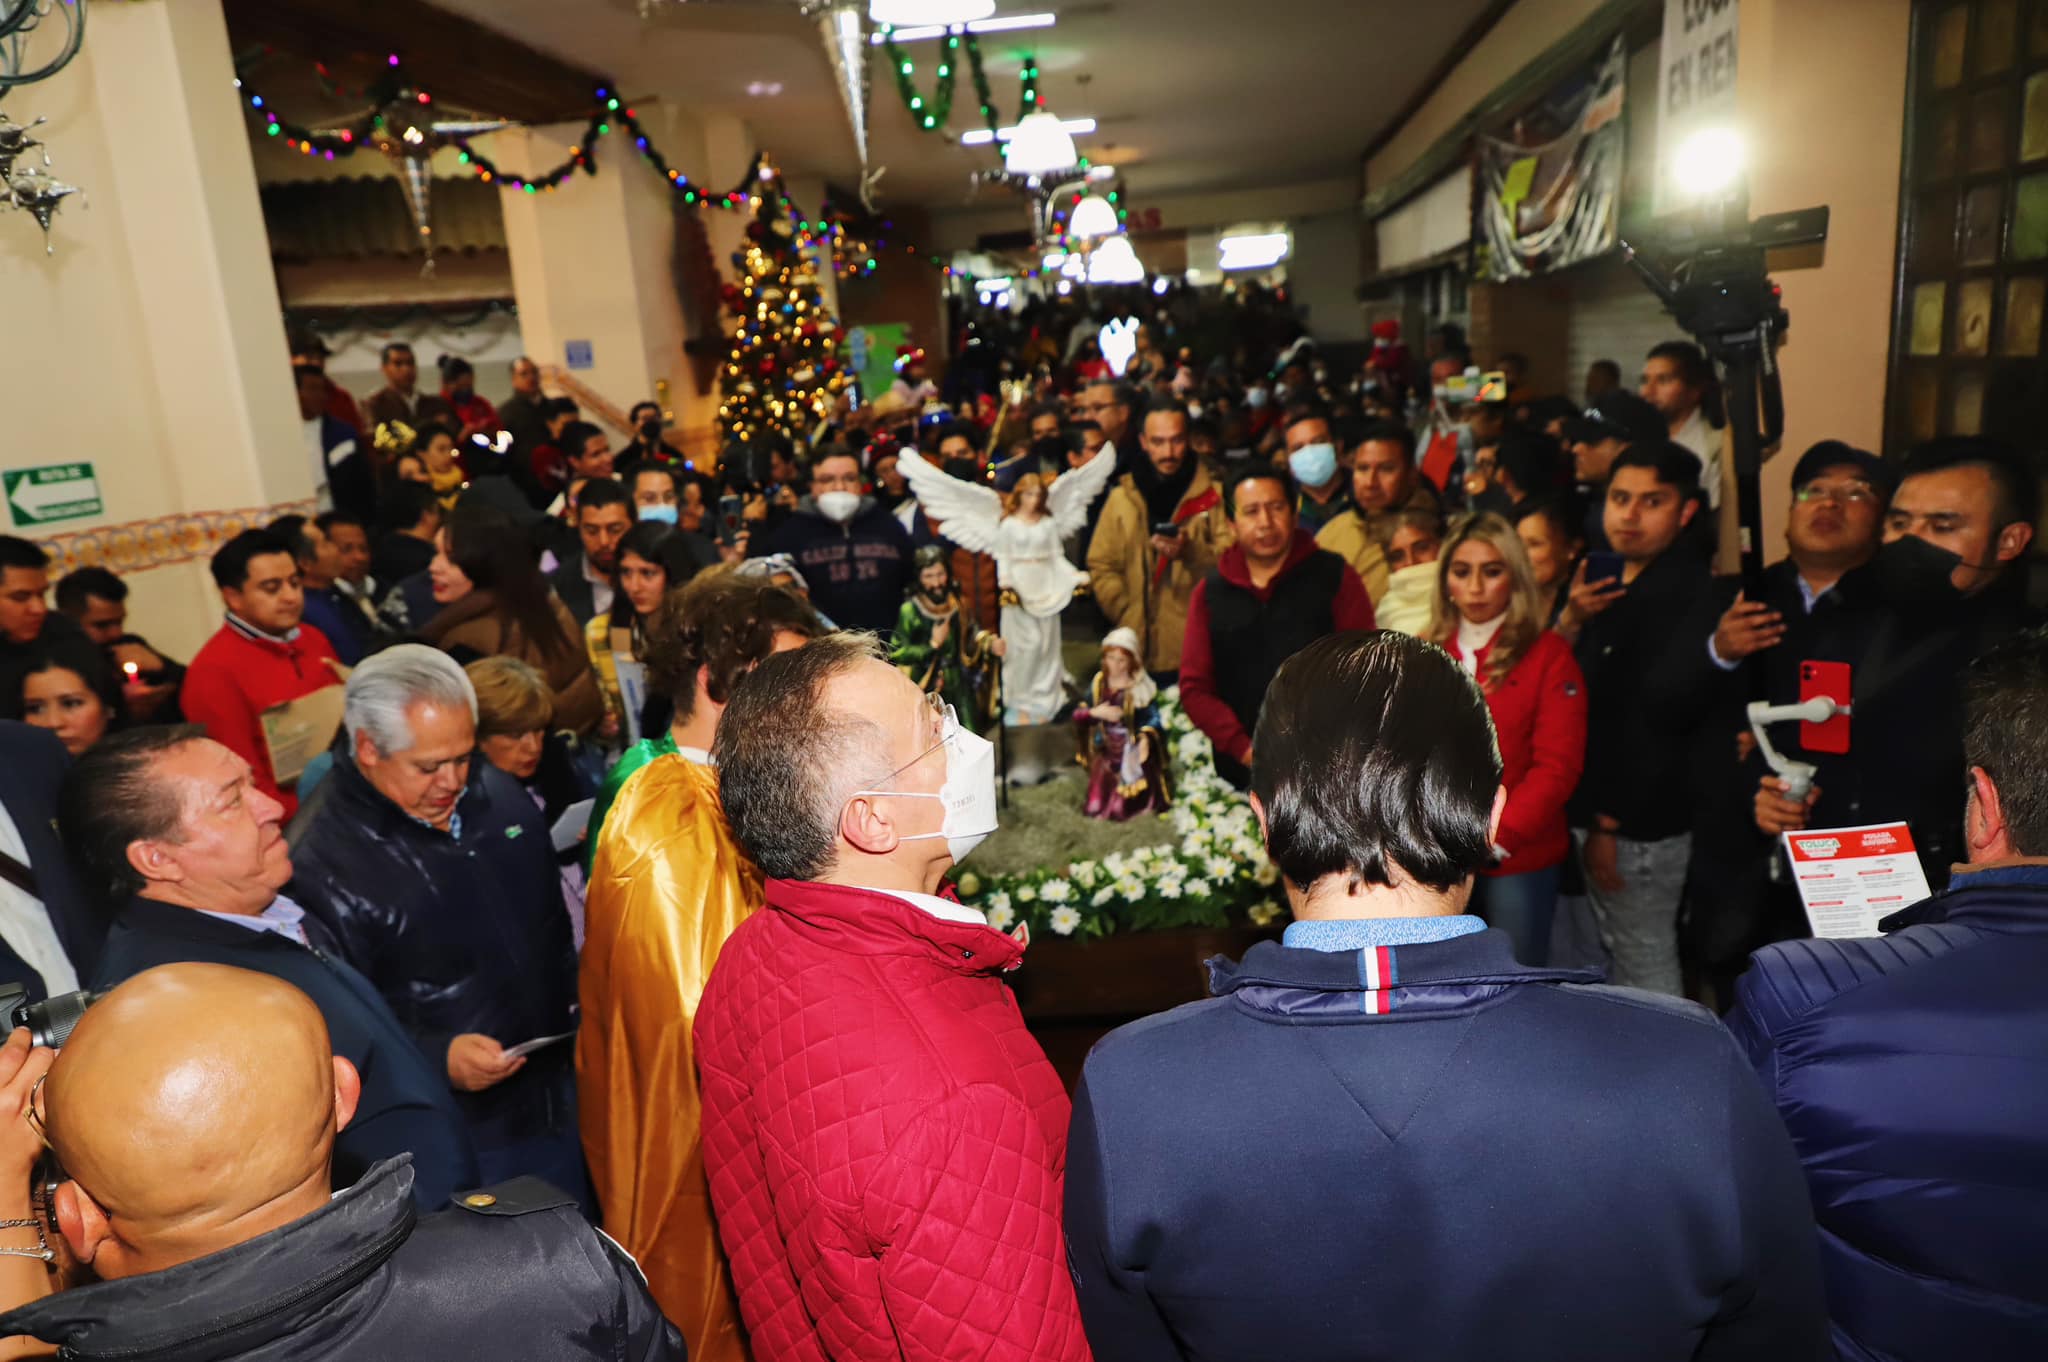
[0,722,102,998]
[754,446,913,635]
[1728,626,2048,1361]
[1065,630,1825,1362]
[61,726,477,1211]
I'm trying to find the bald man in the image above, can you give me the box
[0,963,684,1361]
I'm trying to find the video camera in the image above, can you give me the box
[0,984,97,1049]
[1620,202,1830,599]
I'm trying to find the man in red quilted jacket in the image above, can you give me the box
[700,631,1090,1362]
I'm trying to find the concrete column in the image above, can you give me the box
[0,0,304,658]
[499,106,759,454]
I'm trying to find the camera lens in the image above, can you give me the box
[21,991,98,1049]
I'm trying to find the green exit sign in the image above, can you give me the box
[5,463,104,527]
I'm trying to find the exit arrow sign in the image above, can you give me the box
[5,463,104,527]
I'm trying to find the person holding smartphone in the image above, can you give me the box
[1567,443,1711,996]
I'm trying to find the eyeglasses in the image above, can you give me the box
[859,692,954,791]
[1794,481,1878,507]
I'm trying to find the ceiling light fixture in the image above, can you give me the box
[1067,193,1119,240]
[961,116,1095,148]
[746,80,785,97]
[868,12,1057,43]
[1087,234,1145,285]
[869,0,996,27]
[999,108,1079,175]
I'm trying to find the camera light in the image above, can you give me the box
[1673,127,1746,199]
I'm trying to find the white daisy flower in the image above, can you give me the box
[1050,906,1082,936]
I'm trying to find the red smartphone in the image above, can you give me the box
[1800,660,1852,755]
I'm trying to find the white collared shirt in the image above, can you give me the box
[583,555,615,618]
[677,746,714,766]
[198,893,311,947]
[1672,407,1722,508]
[861,885,988,928]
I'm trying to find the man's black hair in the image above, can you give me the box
[1899,435,2040,533]
[54,565,125,615]
[314,510,368,538]
[1646,339,1712,389]
[1353,420,1417,461]
[1964,626,2048,857]
[381,482,444,535]
[1225,465,1298,517]
[575,477,632,516]
[1609,442,1704,505]
[209,529,299,593]
[0,536,50,574]
[60,724,207,903]
[380,341,415,366]
[1253,632,1500,894]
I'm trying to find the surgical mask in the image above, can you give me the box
[1289,442,1339,489]
[1245,387,1270,410]
[639,503,679,525]
[638,420,662,441]
[852,715,999,863]
[1030,435,1069,466]
[1870,534,1969,611]
[816,490,861,524]
[1187,402,1204,420]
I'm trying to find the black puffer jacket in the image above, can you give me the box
[289,752,577,1140]
[0,1158,685,1361]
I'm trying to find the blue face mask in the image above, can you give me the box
[1288,442,1339,489]
[639,503,679,525]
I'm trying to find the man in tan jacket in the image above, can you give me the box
[1316,420,1442,603]
[1086,404,1231,679]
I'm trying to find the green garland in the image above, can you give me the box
[879,27,959,132]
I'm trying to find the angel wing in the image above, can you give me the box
[896,446,1004,556]
[1046,440,1120,538]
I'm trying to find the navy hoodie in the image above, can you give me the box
[757,497,913,635]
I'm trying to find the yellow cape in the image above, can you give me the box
[578,755,763,1362]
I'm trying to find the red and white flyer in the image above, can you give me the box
[1781,823,1933,939]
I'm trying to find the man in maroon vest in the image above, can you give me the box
[1181,466,1376,788]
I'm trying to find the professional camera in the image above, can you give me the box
[1621,201,1830,598]
[0,984,98,1049]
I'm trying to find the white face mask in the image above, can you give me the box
[816,490,861,523]
[850,714,999,863]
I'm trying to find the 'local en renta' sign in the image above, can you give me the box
[5,462,104,528]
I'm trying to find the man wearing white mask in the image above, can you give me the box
[1282,405,1353,534]
[754,445,913,635]
[696,632,1089,1362]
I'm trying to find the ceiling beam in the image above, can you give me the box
[220,0,606,125]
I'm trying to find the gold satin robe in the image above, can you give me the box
[578,755,763,1362]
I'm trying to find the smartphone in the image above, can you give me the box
[1151,521,1181,538]
[718,494,745,547]
[1800,660,1853,755]
[1583,551,1624,588]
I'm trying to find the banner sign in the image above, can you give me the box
[1655,0,1741,214]
[1474,35,1628,281]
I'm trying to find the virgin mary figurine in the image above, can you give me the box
[1074,627,1171,821]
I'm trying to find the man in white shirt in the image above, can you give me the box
[1641,340,1722,508]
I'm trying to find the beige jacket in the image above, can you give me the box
[1314,482,1442,604]
[1085,466,1232,674]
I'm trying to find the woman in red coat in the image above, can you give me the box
[1426,512,1587,964]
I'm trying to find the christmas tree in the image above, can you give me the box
[717,185,852,445]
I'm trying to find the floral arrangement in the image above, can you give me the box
[954,690,1288,941]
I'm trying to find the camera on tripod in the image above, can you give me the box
[0,984,98,1049]
[1617,128,1831,597]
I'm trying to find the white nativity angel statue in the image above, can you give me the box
[897,440,1118,726]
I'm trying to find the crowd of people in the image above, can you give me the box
[0,291,2038,1361]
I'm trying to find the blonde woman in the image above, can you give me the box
[1425,512,1587,964]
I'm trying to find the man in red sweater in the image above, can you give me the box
[181,529,342,819]
[1181,466,1376,789]
[697,632,1089,1362]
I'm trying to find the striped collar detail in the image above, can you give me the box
[1359,943,1397,1014]
[224,611,301,647]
